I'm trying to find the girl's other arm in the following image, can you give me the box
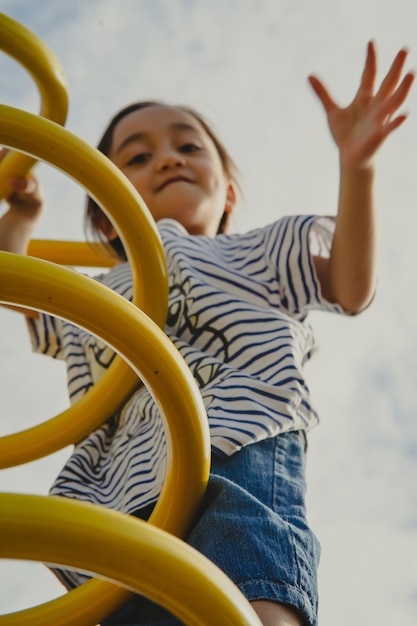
[0,149,44,317]
[309,42,414,313]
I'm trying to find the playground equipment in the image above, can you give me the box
[0,13,262,626]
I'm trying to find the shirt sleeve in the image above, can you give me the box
[26,267,110,361]
[27,313,65,360]
[264,214,345,317]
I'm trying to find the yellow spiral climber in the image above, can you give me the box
[0,12,262,626]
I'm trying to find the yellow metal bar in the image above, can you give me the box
[0,16,168,462]
[0,13,68,197]
[0,104,168,325]
[0,494,262,626]
[0,252,210,532]
[0,14,252,626]
[0,105,169,471]
[27,239,118,268]
[0,253,211,625]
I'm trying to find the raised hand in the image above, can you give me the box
[308,41,414,170]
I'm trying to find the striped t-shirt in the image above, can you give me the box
[29,215,344,523]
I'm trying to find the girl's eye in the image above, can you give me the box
[179,143,201,153]
[126,152,151,166]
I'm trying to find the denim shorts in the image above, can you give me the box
[102,431,320,626]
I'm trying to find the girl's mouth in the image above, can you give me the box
[158,176,193,191]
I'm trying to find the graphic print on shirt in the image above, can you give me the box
[167,275,230,362]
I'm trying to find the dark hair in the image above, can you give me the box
[85,100,240,260]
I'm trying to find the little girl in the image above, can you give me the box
[0,42,413,626]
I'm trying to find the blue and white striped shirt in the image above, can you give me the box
[30,216,343,524]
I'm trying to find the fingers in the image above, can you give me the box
[376,47,410,101]
[375,66,414,136]
[384,114,408,136]
[308,41,378,111]
[308,40,413,117]
[384,69,415,112]
[6,175,43,210]
[363,43,414,111]
[356,41,412,104]
[307,75,337,114]
[379,77,414,139]
[8,176,38,194]
[355,40,377,101]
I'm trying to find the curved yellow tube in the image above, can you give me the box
[0,105,169,466]
[0,14,256,626]
[27,239,118,267]
[0,13,68,198]
[0,252,210,533]
[0,104,168,323]
[0,252,211,625]
[0,15,167,464]
[0,494,262,626]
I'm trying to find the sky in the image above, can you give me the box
[0,0,416,624]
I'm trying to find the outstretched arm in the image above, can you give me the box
[309,42,414,313]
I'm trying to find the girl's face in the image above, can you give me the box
[106,105,235,237]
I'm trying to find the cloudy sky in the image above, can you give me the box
[0,0,416,624]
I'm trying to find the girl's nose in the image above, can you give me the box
[156,150,186,172]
